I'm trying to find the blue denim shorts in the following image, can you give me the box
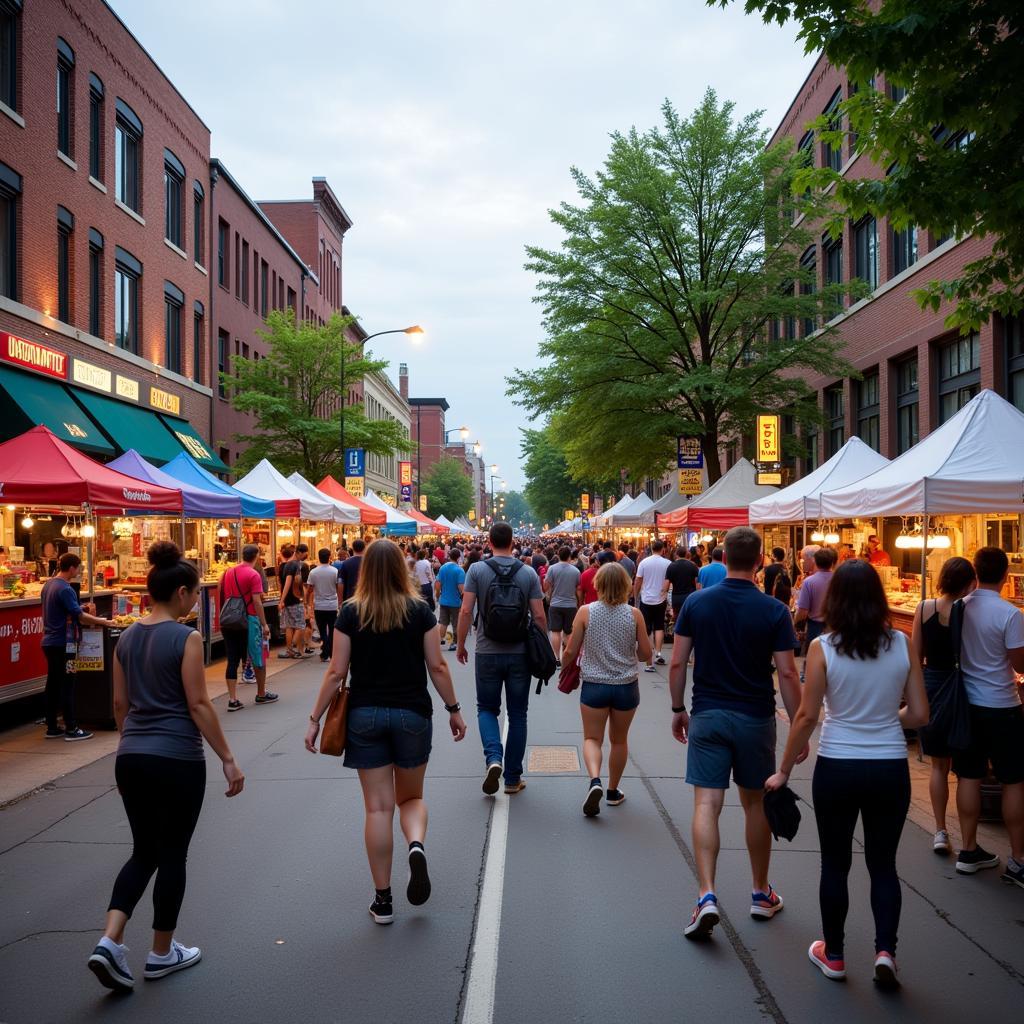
[343,706,433,770]
[685,708,776,790]
[580,680,640,711]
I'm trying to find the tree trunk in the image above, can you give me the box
[702,413,722,485]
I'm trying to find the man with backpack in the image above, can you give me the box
[457,522,546,796]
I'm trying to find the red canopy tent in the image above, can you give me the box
[405,507,449,535]
[657,458,776,532]
[0,425,183,512]
[316,475,387,526]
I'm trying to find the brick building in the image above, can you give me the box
[399,362,450,500]
[0,0,224,470]
[771,56,1023,478]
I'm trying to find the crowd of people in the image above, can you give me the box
[74,520,1023,997]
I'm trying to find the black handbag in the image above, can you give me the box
[925,599,973,752]
[525,620,558,694]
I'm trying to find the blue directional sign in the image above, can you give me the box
[677,436,704,469]
[581,518,590,529]
[400,483,412,502]
[345,447,365,477]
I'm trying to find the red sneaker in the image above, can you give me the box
[750,885,784,919]
[874,951,899,989]
[808,940,846,980]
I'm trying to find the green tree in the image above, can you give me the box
[510,90,855,485]
[221,310,410,480]
[422,457,475,521]
[499,490,534,528]
[712,0,1024,330]
[520,424,615,525]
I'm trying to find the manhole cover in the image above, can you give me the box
[527,746,580,773]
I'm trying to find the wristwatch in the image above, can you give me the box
[444,701,461,714]
[671,705,687,714]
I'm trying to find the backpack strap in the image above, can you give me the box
[950,598,964,670]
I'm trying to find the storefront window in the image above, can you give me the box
[896,354,919,453]
[1006,315,1024,414]
[164,282,183,374]
[937,333,980,423]
[114,247,141,354]
[826,384,845,456]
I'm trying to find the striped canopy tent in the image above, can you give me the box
[657,458,777,531]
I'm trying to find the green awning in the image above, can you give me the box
[158,415,229,472]
[68,387,186,465]
[0,365,114,455]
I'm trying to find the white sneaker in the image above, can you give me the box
[88,938,134,991]
[144,940,201,979]
[933,829,951,854]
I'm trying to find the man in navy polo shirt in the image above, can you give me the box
[669,527,805,940]
[41,553,115,741]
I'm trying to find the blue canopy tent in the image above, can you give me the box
[362,488,418,536]
[162,452,276,519]
[108,450,241,518]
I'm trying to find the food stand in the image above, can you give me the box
[360,489,419,537]
[286,471,361,552]
[315,475,388,533]
[404,507,451,537]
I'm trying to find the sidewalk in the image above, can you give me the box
[0,652,313,807]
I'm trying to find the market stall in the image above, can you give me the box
[434,514,456,532]
[819,389,1024,629]
[591,494,633,532]
[404,507,451,536]
[0,426,183,708]
[287,471,361,552]
[315,475,388,528]
[360,490,418,537]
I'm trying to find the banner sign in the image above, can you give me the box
[756,472,783,486]
[345,448,365,477]
[580,493,590,511]
[345,476,364,497]
[677,436,703,469]
[565,509,575,521]
[2,332,68,379]
[399,461,412,486]
[678,469,703,495]
[400,483,412,502]
[419,494,428,512]
[756,415,781,464]
[468,509,476,521]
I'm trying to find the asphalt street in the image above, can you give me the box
[1,642,1023,1024]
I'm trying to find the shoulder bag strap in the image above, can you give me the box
[950,598,964,670]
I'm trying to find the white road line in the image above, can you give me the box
[461,715,510,1024]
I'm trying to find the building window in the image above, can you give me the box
[821,89,843,172]
[88,73,103,180]
[0,3,17,112]
[114,247,141,354]
[217,329,229,398]
[114,99,142,212]
[241,240,249,303]
[892,224,918,275]
[823,234,843,316]
[0,160,19,300]
[937,333,981,424]
[260,260,268,317]
[217,219,228,287]
[164,149,184,249]
[887,81,907,103]
[1004,316,1024,413]
[57,38,74,159]
[895,355,919,454]
[800,245,817,337]
[853,216,878,290]
[803,425,819,474]
[164,282,183,374]
[192,181,204,265]
[57,206,73,323]
[856,369,880,451]
[234,232,240,298]
[825,384,845,457]
[193,301,204,384]
[88,228,102,338]
[287,286,296,315]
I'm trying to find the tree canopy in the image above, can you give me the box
[422,457,476,522]
[499,490,535,529]
[221,310,410,481]
[712,0,1024,330]
[510,90,854,484]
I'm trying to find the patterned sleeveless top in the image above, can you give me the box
[581,602,638,686]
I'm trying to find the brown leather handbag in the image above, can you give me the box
[319,682,349,757]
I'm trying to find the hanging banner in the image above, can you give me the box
[400,483,412,502]
[580,493,590,511]
[345,476,365,497]
[756,415,781,463]
[345,448,365,477]
[419,494,428,512]
[677,436,704,469]
[678,469,703,495]
[468,509,476,521]
[399,461,412,486]
[565,509,575,521]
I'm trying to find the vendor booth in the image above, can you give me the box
[360,490,418,536]
[286,471,361,553]
[316,475,388,527]
[405,508,450,535]
[591,494,632,531]
[434,514,456,532]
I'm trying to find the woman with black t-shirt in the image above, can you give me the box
[305,540,467,925]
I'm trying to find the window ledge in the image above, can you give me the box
[88,175,107,194]
[194,261,208,276]
[114,197,145,226]
[57,150,78,172]
[0,100,24,128]
[164,238,188,260]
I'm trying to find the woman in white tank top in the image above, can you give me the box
[766,560,928,990]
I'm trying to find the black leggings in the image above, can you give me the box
[109,754,206,931]
[314,609,337,660]
[43,645,77,732]
[812,756,910,957]
[223,627,248,680]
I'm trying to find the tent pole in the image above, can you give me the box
[921,514,929,601]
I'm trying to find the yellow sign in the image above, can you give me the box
[756,472,783,486]
[756,414,781,463]
[419,494,428,512]
[399,461,412,486]
[580,493,590,511]
[62,421,88,439]
[565,509,575,521]
[678,469,703,495]
[468,509,476,521]
[174,431,212,461]
[73,359,112,392]
[345,476,365,497]
[116,375,139,401]
[149,386,181,416]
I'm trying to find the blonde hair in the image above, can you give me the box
[349,538,423,632]
[595,561,630,605]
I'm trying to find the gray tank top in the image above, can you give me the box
[581,602,639,685]
[116,620,205,761]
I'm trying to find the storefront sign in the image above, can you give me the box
[149,386,181,416]
[679,468,703,495]
[2,332,67,379]
[345,448,365,477]
[378,491,397,507]
[756,415,781,463]
[72,359,112,392]
[677,436,704,469]
[565,509,575,521]
[74,628,105,672]
[419,494,428,512]
[581,493,590,511]
[173,431,213,462]
[116,375,139,401]
[399,461,412,486]
[345,476,365,497]
[756,472,783,486]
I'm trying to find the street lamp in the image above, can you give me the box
[489,467,501,523]
[340,324,424,462]
[472,440,481,455]
[444,425,470,443]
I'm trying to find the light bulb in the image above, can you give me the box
[894,535,911,549]
[81,523,96,538]
[824,532,840,544]
[216,527,229,538]
[5,504,14,511]
[21,516,34,529]
[927,534,952,549]
[810,530,825,543]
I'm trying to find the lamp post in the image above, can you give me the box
[444,426,470,444]
[340,325,423,467]
[489,466,500,524]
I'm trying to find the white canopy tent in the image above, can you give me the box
[361,489,420,534]
[820,390,1024,517]
[592,493,632,529]
[234,459,336,521]
[286,471,361,524]
[749,437,890,523]
[604,491,654,527]
[434,514,456,531]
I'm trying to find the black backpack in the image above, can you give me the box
[479,559,530,643]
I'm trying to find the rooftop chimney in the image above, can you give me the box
[399,362,409,400]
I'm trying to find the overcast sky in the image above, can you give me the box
[113,0,816,490]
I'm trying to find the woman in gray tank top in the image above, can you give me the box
[561,562,651,817]
[87,542,244,994]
